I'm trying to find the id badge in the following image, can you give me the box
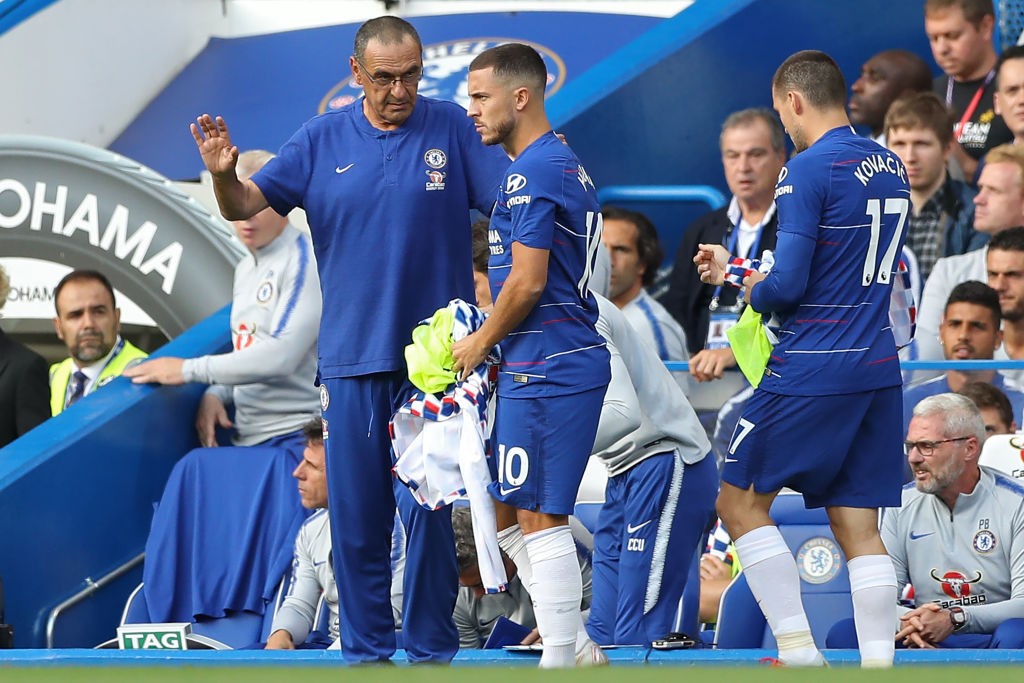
[706,309,741,350]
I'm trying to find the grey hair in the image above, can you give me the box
[720,107,786,154]
[353,16,422,60]
[912,393,986,442]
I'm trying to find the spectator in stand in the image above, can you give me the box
[903,281,1024,437]
[916,144,1024,364]
[0,264,49,447]
[663,108,785,378]
[849,49,933,146]
[885,93,984,282]
[925,0,1013,184]
[958,380,1018,436]
[994,45,1024,146]
[986,227,1024,385]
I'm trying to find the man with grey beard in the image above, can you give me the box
[828,393,1024,649]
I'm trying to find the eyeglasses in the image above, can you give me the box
[354,57,422,88]
[903,436,972,457]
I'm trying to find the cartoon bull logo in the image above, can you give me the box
[930,569,982,600]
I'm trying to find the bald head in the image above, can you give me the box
[849,49,934,136]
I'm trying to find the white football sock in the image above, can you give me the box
[497,524,532,584]
[848,554,897,668]
[735,525,823,667]
[524,526,581,668]
[498,523,591,653]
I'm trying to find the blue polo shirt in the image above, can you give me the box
[487,132,609,398]
[253,96,509,379]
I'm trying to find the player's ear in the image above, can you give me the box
[514,86,530,111]
[788,91,804,116]
[349,56,363,85]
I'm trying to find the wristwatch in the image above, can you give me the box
[949,606,967,632]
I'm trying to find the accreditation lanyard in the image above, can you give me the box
[709,213,766,312]
[947,70,995,140]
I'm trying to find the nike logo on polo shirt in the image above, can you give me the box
[499,485,521,496]
[335,163,355,174]
[909,531,935,540]
[313,560,327,567]
[627,520,652,534]
[724,458,739,464]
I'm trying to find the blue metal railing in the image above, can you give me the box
[597,184,727,212]
[663,360,1024,373]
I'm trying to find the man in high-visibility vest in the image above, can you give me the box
[49,270,147,416]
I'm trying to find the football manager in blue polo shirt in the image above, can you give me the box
[188,15,508,665]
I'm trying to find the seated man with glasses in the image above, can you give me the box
[828,393,1024,650]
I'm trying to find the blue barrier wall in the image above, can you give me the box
[0,307,231,648]
[551,0,935,264]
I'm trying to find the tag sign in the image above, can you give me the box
[116,622,191,650]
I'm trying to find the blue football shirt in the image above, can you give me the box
[487,132,610,398]
[252,96,509,379]
[752,126,910,396]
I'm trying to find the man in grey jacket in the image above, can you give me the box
[125,150,321,452]
[828,393,1024,649]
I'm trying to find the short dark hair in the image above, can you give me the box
[997,45,1024,89]
[471,218,490,275]
[772,50,847,110]
[354,16,421,60]
[302,417,324,445]
[945,280,1001,326]
[720,108,786,154]
[469,43,547,91]
[988,226,1024,253]
[958,380,1014,428]
[924,0,995,27]
[451,506,477,575]
[53,269,116,315]
[601,206,663,288]
[885,92,955,146]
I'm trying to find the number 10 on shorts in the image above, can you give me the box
[497,444,530,486]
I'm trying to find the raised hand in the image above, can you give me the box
[694,243,730,286]
[190,114,239,178]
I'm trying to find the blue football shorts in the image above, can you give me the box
[721,386,903,509]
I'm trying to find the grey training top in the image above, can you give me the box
[183,225,322,445]
[592,295,710,478]
[882,466,1024,634]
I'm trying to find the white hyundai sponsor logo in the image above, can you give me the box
[505,174,528,193]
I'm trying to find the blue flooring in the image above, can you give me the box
[1,648,1023,667]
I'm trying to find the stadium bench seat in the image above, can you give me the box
[979,434,1024,480]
